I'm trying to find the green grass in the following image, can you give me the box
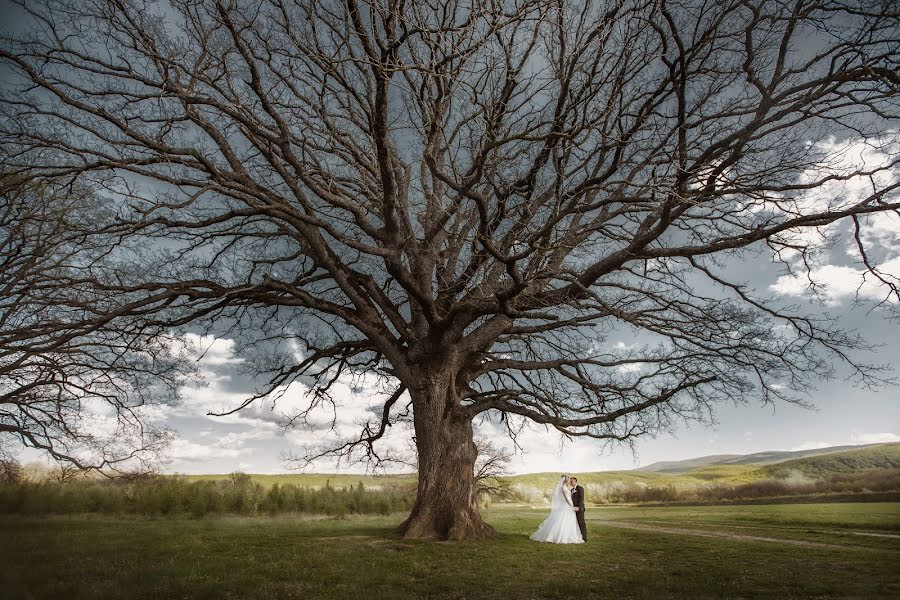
[507,470,677,489]
[597,502,900,530]
[3,503,898,599]
[677,464,763,483]
[591,502,900,551]
[502,468,740,493]
[181,464,764,491]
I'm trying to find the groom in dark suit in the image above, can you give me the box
[570,477,587,541]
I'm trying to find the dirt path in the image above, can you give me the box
[601,521,878,551]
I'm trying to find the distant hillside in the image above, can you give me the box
[638,443,886,473]
[507,470,679,491]
[636,454,742,473]
[760,443,900,478]
[717,443,890,466]
[181,443,899,491]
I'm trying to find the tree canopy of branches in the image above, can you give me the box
[0,176,187,472]
[0,0,897,538]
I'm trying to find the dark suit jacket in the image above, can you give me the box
[572,485,585,511]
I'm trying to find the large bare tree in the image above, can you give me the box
[0,0,897,538]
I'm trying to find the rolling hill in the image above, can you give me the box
[505,443,900,492]
[183,442,899,491]
[760,443,900,478]
[637,443,888,473]
[634,454,742,473]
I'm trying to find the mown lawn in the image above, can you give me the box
[2,503,898,599]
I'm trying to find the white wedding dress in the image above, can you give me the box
[530,476,585,544]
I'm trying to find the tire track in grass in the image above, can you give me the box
[611,518,900,539]
[600,521,886,551]
[848,531,900,539]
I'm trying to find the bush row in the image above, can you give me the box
[503,468,900,505]
[3,463,897,513]
[0,475,414,517]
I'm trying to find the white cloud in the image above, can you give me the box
[166,333,414,472]
[473,415,621,475]
[767,133,900,266]
[163,428,285,472]
[155,333,898,476]
[181,333,246,366]
[767,134,900,303]
[789,433,898,453]
[853,211,900,258]
[790,441,835,451]
[851,432,900,444]
[770,256,900,304]
[217,429,277,447]
[168,436,252,462]
[793,135,899,213]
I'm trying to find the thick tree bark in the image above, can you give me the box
[396,369,496,541]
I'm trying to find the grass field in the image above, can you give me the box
[3,502,898,599]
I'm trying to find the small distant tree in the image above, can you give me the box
[474,438,513,501]
[228,471,253,487]
[0,457,23,484]
[113,468,165,485]
[53,462,85,484]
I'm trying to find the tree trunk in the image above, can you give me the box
[396,372,496,541]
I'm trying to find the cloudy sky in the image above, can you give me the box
[148,303,899,476]
[5,2,898,476]
[49,300,896,477]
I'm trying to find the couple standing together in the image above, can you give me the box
[530,475,587,544]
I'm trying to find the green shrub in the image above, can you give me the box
[487,468,900,505]
[0,476,413,517]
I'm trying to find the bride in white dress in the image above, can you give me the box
[530,475,585,544]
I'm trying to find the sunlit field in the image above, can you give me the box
[3,503,898,599]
